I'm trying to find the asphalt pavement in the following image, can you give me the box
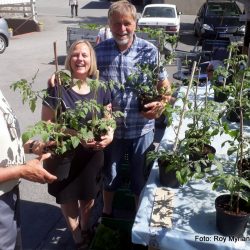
[0,1,197,249]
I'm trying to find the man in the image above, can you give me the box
[0,89,57,249]
[95,0,171,216]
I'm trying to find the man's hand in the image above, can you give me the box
[141,101,164,120]
[21,153,57,184]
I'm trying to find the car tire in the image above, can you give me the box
[0,34,7,54]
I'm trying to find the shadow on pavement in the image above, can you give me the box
[20,199,74,249]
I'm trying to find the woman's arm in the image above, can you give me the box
[41,104,55,122]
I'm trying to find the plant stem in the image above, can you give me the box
[223,46,232,87]
[173,61,197,151]
[92,70,99,126]
[53,41,63,144]
[193,67,199,126]
[234,73,245,214]
[239,74,245,176]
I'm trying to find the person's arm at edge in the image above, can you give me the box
[0,103,57,184]
[0,153,57,184]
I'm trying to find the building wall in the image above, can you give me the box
[0,0,34,4]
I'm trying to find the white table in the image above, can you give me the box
[132,85,250,250]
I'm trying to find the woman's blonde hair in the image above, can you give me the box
[64,40,97,78]
[108,0,137,22]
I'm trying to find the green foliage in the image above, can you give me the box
[147,149,200,185]
[90,223,132,250]
[213,44,250,121]
[11,70,123,154]
[139,27,178,51]
[90,224,121,250]
[22,121,75,154]
[208,43,250,211]
[10,70,47,113]
[127,63,166,97]
[78,23,102,30]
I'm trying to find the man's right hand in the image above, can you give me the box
[21,153,57,184]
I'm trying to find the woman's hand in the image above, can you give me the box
[80,128,114,150]
[97,128,114,149]
[24,140,57,155]
[33,141,57,155]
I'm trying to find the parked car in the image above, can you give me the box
[137,4,182,35]
[0,17,10,54]
[194,0,245,40]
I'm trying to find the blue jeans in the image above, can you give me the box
[103,130,154,196]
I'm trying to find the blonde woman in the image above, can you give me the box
[42,40,113,249]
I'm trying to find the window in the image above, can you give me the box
[143,7,176,18]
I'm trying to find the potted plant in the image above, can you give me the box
[127,63,169,112]
[210,43,235,103]
[126,28,177,113]
[10,69,123,179]
[209,62,250,236]
[211,65,230,103]
[147,62,201,187]
[213,44,250,122]
[183,77,220,172]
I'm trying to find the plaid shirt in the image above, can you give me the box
[95,35,168,139]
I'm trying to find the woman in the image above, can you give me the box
[42,40,113,249]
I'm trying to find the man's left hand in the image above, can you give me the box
[141,101,164,119]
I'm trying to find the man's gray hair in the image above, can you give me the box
[108,0,137,21]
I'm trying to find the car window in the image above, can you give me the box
[143,7,176,18]
[207,3,241,16]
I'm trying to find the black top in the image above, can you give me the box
[43,84,111,123]
[42,83,111,203]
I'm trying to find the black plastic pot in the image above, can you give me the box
[213,79,230,102]
[158,159,180,188]
[43,151,75,181]
[214,88,228,102]
[226,108,240,123]
[189,144,216,171]
[189,144,215,161]
[215,194,250,236]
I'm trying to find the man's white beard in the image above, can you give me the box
[115,38,129,45]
